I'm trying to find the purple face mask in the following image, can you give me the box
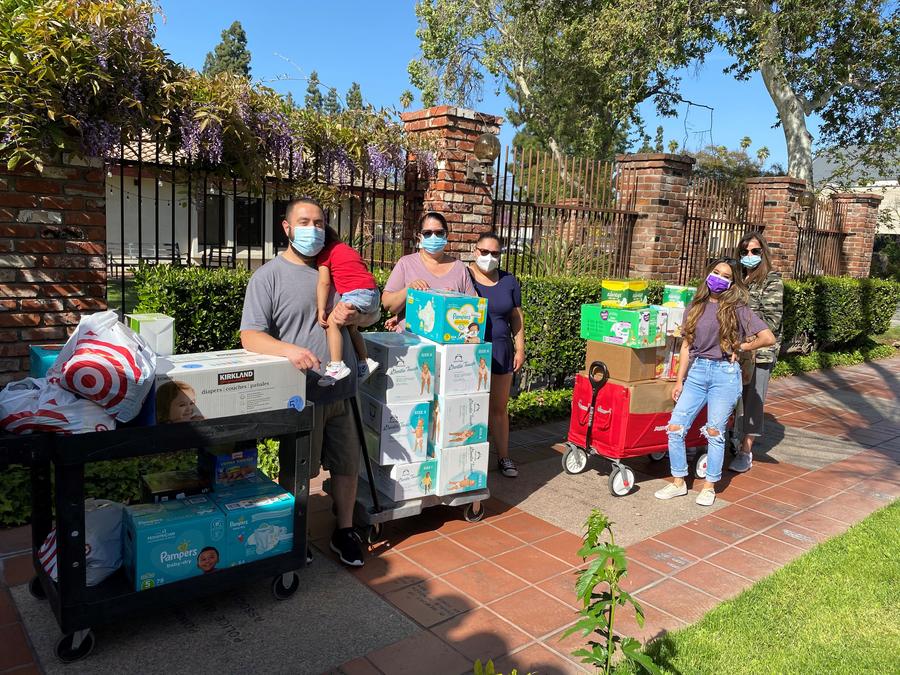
[706,272,732,294]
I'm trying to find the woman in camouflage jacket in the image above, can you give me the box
[729,230,784,474]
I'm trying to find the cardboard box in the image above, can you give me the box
[211,482,294,567]
[585,341,661,382]
[140,469,211,503]
[662,285,696,308]
[600,279,649,308]
[123,495,226,591]
[435,442,489,496]
[359,447,438,502]
[28,344,63,379]
[359,392,432,464]
[198,447,258,487]
[430,392,490,451]
[434,342,493,397]
[580,305,666,348]
[155,350,306,424]
[126,313,175,356]
[360,332,436,403]
[405,289,488,344]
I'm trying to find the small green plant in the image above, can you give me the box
[257,438,280,479]
[565,510,660,674]
[473,659,520,675]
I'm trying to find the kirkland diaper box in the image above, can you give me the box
[126,313,175,356]
[600,279,649,309]
[435,442,489,496]
[430,392,489,451]
[405,289,487,344]
[211,482,294,567]
[359,392,432,464]
[360,332,436,403]
[580,305,666,348]
[123,495,227,591]
[155,350,306,424]
[198,446,258,487]
[434,342,493,398]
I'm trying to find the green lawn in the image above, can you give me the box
[875,324,900,346]
[615,501,900,675]
[107,278,139,313]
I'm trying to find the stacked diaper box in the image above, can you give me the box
[655,285,696,380]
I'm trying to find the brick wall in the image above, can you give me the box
[745,176,807,279]
[0,156,106,384]
[831,192,883,278]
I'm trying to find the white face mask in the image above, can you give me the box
[476,254,500,273]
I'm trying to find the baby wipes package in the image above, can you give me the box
[405,289,487,344]
[434,342,493,398]
[580,305,666,349]
[126,313,175,356]
[211,482,294,567]
[430,392,489,451]
[360,332,436,403]
[123,495,226,591]
[435,442,489,496]
[155,349,305,424]
[359,392,431,464]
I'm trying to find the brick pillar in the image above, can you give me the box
[830,192,883,278]
[401,106,503,260]
[745,176,807,279]
[615,153,694,281]
[0,155,107,384]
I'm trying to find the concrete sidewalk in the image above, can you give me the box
[1,357,898,674]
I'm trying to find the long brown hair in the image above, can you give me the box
[682,258,750,355]
[736,230,773,287]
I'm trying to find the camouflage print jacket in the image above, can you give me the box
[748,270,784,364]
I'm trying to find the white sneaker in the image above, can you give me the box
[318,361,351,387]
[695,488,716,507]
[358,358,380,382]
[654,482,688,500]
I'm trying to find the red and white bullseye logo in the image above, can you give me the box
[61,338,141,412]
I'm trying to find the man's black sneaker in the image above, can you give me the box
[330,527,364,567]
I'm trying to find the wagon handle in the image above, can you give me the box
[588,361,609,389]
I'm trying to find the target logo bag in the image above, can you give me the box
[0,377,114,434]
[51,310,157,423]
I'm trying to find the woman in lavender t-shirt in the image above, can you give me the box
[382,212,474,329]
[654,258,775,507]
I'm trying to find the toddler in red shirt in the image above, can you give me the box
[317,230,381,385]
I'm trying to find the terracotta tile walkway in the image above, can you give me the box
[1,358,898,674]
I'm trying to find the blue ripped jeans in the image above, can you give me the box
[668,358,742,483]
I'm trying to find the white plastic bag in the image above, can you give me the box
[38,499,125,586]
[51,310,156,422]
[0,377,115,434]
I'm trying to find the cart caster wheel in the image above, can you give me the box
[463,501,485,523]
[649,451,667,462]
[364,523,383,545]
[56,630,95,663]
[695,453,709,479]
[28,576,46,600]
[272,572,300,600]
[562,444,588,475]
[608,466,635,497]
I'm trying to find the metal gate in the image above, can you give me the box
[794,197,846,277]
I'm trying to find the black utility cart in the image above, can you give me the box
[0,407,313,664]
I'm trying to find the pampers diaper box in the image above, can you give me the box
[155,350,306,423]
[435,442,489,496]
[580,305,666,349]
[123,495,226,591]
[430,392,489,451]
[211,482,294,567]
[405,289,487,344]
[359,391,432,464]
[434,342,493,398]
[360,332,436,403]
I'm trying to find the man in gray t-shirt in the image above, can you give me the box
[240,198,378,567]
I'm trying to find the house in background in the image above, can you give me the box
[813,151,899,234]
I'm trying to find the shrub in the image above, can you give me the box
[772,342,894,378]
[508,388,573,429]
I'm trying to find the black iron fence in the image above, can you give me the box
[794,198,847,277]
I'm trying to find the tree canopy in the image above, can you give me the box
[304,71,324,112]
[345,82,364,110]
[202,20,251,78]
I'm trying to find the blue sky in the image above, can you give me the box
[154,0,822,169]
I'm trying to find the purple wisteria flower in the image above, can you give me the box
[179,111,223,165]
[418,150,436,178]
[82,120,121,159]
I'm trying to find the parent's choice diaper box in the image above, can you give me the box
[360,332,436,403]
[155,350,305,423]
[211,482,294,567]
[434,342,493,398]
[406,288,487,344]
[430,392,489,451]
[123,495,226,591]
[359,392,432,463]
[435,442,489,496]
[580,305,666,348]
[126,313,175,356]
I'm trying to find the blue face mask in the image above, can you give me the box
[740,254,762,269]
[421,233,448,253]
[291,225,325,257]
